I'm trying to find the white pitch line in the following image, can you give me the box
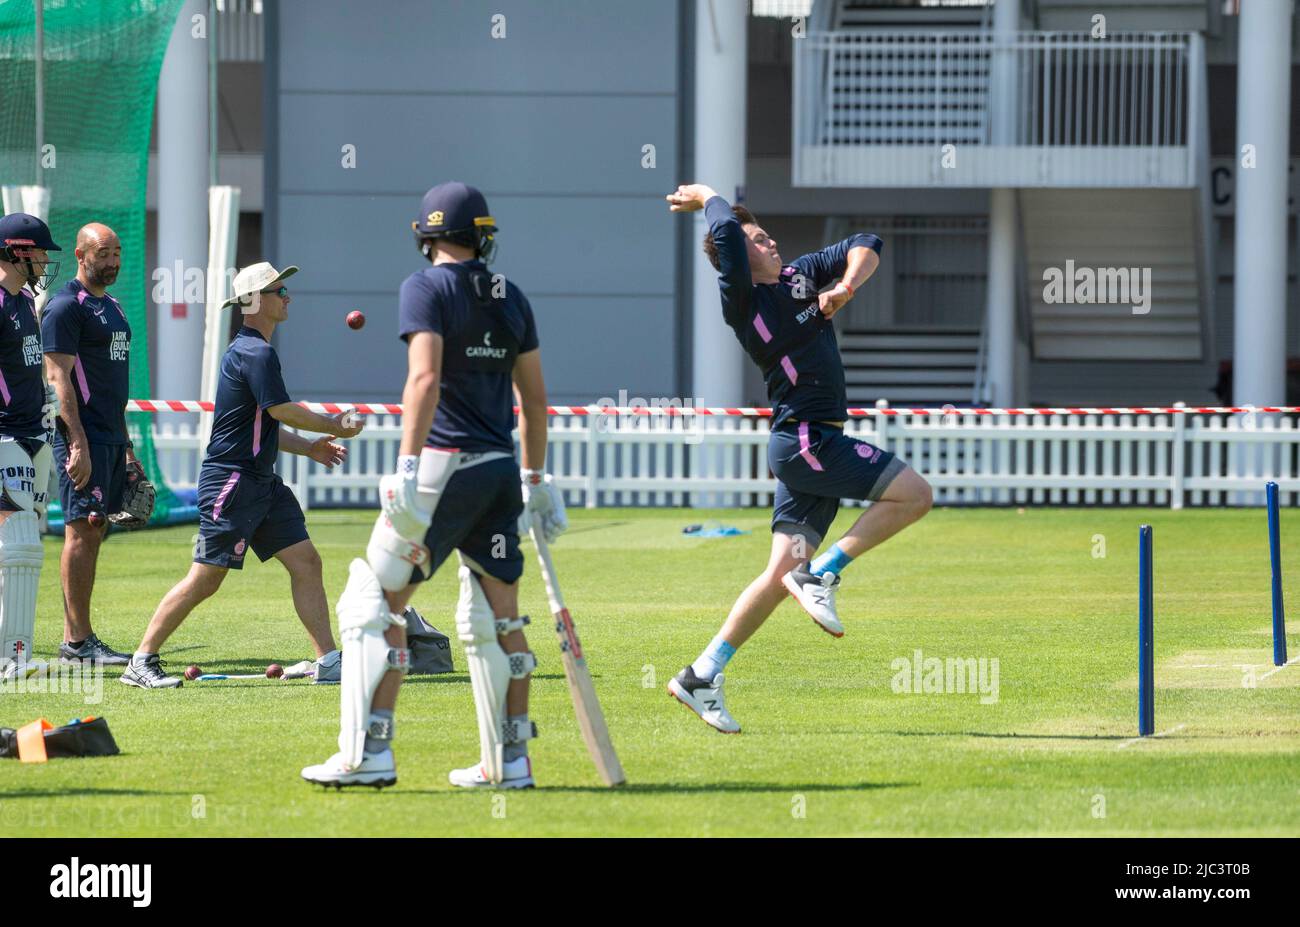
[1258,656,1299,681]
[1117,723,1187,749]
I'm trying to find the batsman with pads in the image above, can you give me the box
[302,182,566,790]
[0,213,60,680]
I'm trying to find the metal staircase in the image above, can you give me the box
[840,329,983,405]
[1022,188,1208,361]
[797,0,1218,402]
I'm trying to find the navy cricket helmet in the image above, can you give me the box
[412,182,498,263]
[0,212,62,292]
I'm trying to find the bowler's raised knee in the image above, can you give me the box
[883,466,933,521]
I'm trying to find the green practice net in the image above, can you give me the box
[0,0,185,523]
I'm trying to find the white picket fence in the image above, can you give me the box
[148,410,1300,511]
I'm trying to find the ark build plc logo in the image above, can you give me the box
[49,858,152,907]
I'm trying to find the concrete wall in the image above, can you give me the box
[266,0,684,404]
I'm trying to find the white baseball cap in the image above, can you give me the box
[222,261,299,308]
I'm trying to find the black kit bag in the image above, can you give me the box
[0,717,120,763]
[403,607,454,675]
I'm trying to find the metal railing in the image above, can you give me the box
[794,29,1202,187]
[150,410,1300,512]
[1016,33,1191,148]
[215,0,264,63]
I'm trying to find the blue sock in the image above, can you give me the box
[691,635,737,681]
[810,541,853,577]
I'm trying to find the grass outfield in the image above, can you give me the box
[2,506,1297,837]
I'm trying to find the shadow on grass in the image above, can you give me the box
[399,673,569,685]
[24,644,204,669]
[180,670,568,688]
[395,781,917,796]
[0,788,191,800]
[522,521,628,539]
[170,658,297,674]
[881,730,1131,742]
[156,644,205,656]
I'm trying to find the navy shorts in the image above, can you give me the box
[412,456,524,585]
[768,421,906,546]
[53,434,127,522]
[195,468,308,569]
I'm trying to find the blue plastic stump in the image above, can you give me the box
[1266,482,1288,667]
[1138,525,1154,736]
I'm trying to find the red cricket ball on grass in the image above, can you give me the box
[265,663,283,679]
[184,665,202,680]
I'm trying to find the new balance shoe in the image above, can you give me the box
[59,634,131,666]
[448,755,535,789]
[302,749,396,789]
[668,666,740,733]
[782,563,844,637]
[119,654,183,689]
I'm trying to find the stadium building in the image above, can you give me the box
[129,0,1297,411]
[3,0,1297,508]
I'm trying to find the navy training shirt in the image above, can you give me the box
[0,286,47,439]
[704,195,882,428]
[397,259,539,454]
[41,279,132,444]
[203,326,292,479]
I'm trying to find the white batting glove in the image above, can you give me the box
[520,469,568,542]
[379,455,430,538]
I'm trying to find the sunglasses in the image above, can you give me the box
[260,285,289,298]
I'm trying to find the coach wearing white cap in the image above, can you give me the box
[121,262,363,688]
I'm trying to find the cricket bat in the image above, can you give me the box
[528,525,626,787]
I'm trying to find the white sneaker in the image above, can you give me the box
[668,667,741,733]
[783,563,844,637]
[301,749,396,789]
[448,755,535,789]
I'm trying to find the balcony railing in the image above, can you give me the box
[794,30,1204,187]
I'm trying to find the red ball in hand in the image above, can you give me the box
[346,310,365,330]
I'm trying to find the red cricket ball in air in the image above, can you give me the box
[346,310,365,330]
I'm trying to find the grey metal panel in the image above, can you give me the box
[277,193,675,297]
[278,0,676,94]
[1036,0,1208,33]
[270,293,404,401]
[278,93,675,194]
[1029,359,1219,406]
[526,295,677,401]
[274,292,675,404]
[272,0,683,410]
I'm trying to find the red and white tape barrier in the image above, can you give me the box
[125,400,1300,417]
